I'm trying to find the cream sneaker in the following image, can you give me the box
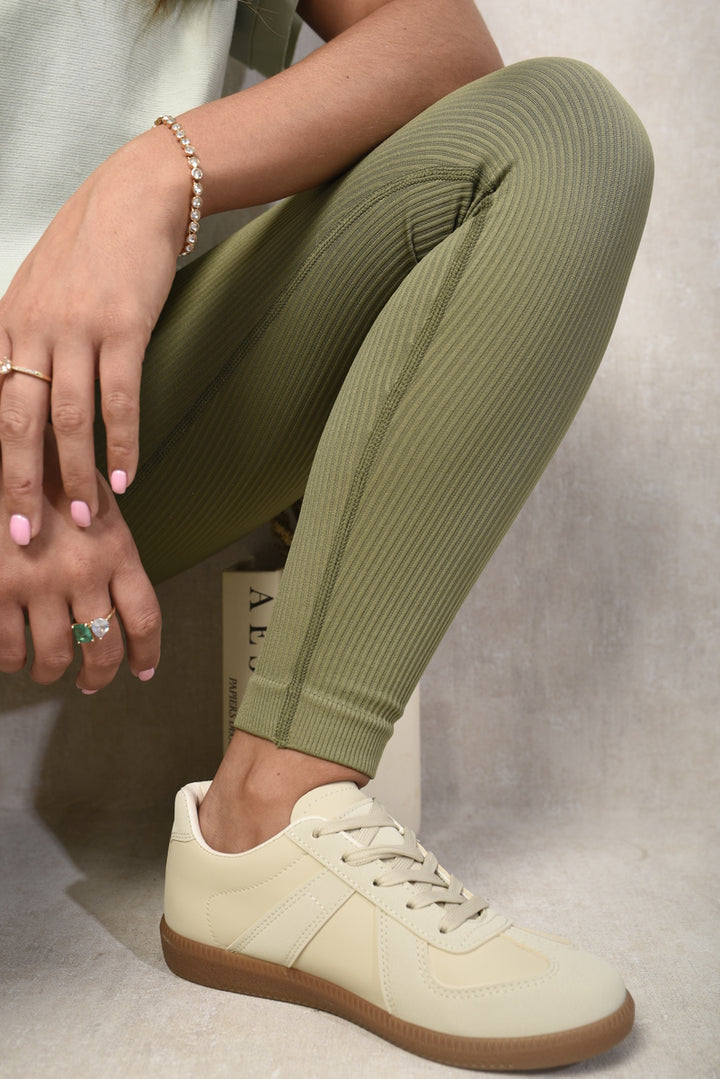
[161,781,633,1071]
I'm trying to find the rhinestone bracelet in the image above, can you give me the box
[153,114,204,257]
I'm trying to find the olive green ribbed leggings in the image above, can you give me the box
[112,58,653,777]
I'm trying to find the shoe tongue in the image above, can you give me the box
[291,781,371,822]
[291,782,406,851]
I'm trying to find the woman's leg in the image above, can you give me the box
[114,58,652,844]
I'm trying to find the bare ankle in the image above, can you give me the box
[198,731,368,854]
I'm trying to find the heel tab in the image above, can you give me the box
[171,781,211,841]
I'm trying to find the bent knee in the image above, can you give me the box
[502,57,653,191]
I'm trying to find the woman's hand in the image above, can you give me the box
[0,129,188,542]
[0,0,502,548]
[0,429,161,691]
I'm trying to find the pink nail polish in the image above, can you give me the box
[10,514,31,546]
[81,689,98,696]
[111,470,128,495]
[138,668,155,682]
[71,500,92,528]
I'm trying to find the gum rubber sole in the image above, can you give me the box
[160,917,634,1071]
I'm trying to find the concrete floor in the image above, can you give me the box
[2,797,717,1079]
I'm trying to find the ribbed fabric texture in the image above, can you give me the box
[114,58,653,777]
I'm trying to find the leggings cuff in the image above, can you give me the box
[233,675,393,778]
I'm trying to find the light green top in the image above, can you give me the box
[231,0,301,77]
[0,0,301,295]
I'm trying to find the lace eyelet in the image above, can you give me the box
[311,829,320,839]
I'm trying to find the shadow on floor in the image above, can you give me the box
[38,801,172,970]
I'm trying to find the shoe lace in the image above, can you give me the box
[315,805,489,934]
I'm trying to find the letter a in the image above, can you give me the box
[249,587,274,611]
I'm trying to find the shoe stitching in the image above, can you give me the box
[231,873,351,966]
[169,828,194,843]
[203,851,307,892]
[511,925,580,953]
[414,936,562,1001]
[377,909,398,1016]
[295,827,431,938]
[203,853,309,947]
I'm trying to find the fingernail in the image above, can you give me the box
[71,500,92,528]
[81,689,97,696]
[10,514,31,546]
[111,470,128,495]
[138,667,155,682]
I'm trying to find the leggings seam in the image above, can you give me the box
[135,166,488,485]
[274,194,497,747]
[248,673,392,720]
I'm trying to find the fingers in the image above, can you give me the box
[99,337,144,498]
[69,599,126,693]
[0,604,28,674]
[71,553,161,691]
[69,559,161,692]
[110,557,162,683]
[50,342,100,521]
[8,597,145,690]
[27,599,81,685]
[0,346,51,542]
[27,587,160,693]
[32,334,144,528]
[15,583,160,693]
[0,337,145,542]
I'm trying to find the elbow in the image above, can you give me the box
[448,37,505,91]
[439,5,505,91]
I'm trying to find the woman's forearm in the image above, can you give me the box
[0,0,503,536]
[141,0,503,219]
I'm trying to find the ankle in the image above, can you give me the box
[198,731,368,853]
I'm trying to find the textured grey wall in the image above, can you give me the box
[422,0,719,827]
[0,2,717,831]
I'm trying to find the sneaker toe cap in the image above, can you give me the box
[476,926,628,1038]
[404,926,628,1039]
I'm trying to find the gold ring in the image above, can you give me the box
[0,356,52,384]
[71,607,116,644]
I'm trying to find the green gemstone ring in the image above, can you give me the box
[71,607,116,645]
